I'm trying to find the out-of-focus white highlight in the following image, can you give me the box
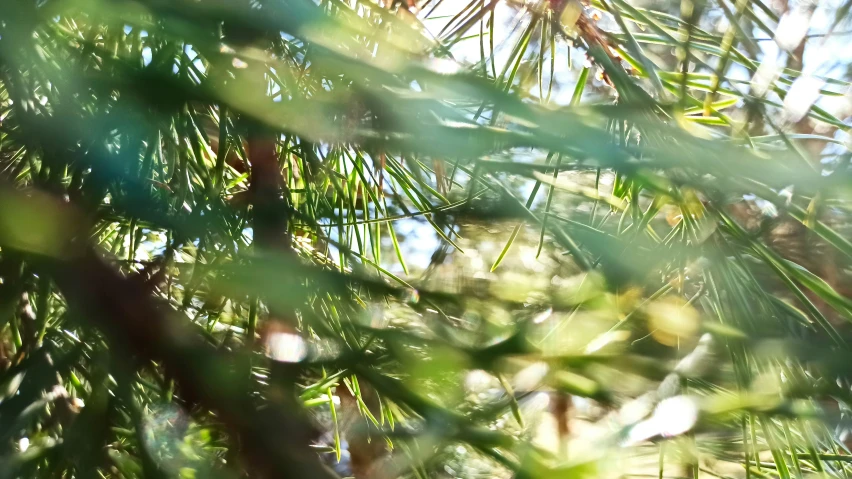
[783,75,824,123]
[775,8,812,52]
[625,396,699,445]
[266,332,308,363]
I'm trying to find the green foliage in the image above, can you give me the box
[0,0,850,477]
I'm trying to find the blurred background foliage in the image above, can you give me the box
[1,0,852,477]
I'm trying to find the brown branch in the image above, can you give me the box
[49,248,336,479]
[246,128,292,252]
